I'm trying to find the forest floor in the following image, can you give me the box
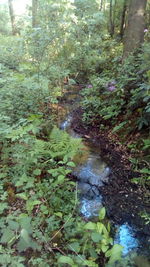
[60,86,150,246]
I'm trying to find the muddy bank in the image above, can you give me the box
[71,107,150,238]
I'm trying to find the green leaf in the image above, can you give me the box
[101,244,109,253]
[89,247,98,258]
[17,233,31,252]
[54,212,63,218]
[140,168,150,174]
[112,121,127,133]
[91,232,102,243]
[67,161,76,167]
[105,249,111,258]
[20,229,30,244]
[84,222,96,230]
[57,175,65,183]
[99,207,106,220]
[8,220,19,231]
[58,256,74,265]
[40,204,49,214]
[19,216,32,234]
[1,228,14,244]
[101,224,109,237]
[0,203,8,214]
[16,193,28,200]
[96,222,103,233]
[0,173,7,179]
[26,199,41,213]
[107,244,123,263]
[33,169,41,176]
[68,242,80,253]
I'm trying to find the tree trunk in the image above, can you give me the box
[103,0,106,12]
[99,0,103,11]
[146,1,150,26]
[32,0,38,28]
[8,0,16,35]
[120,0,128,39]
[113,0,117,34]
[123,0,147,58]
[109,0,114,37]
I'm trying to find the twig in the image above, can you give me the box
[52,247,66,256]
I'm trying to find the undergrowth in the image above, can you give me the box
[0,35,123,266]
[81,43,150,189]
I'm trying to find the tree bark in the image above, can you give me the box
[120,0,128,39]
[123,0,147,58]
[109,0,114,37]
[32,0,38,28]
[8,0,16,35]
[113,0,117,34]
[99,0,103,11]
[103,0,106,12]
[146,1,150,26]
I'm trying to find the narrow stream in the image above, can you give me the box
[59,90,150,266]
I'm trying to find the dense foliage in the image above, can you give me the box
[0,0,150,266]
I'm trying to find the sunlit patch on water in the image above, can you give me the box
[73,153,108,182]
[80,196,103,218]
[114,224,139,255]
[60,115,72,130]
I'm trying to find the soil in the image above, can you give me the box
[71,106,150,239]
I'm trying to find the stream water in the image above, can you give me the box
[60,90,150,266]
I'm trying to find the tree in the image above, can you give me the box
[119,0,128,40]
[99,0,103,11]
[0,4,10,35]
[123,0,147,58]
[8,0,16,35]
[32,0,38,28]
[109,0,114,37]
[108,0,118,37]
[146,1,150,26]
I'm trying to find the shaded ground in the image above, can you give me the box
[71,106,150,241]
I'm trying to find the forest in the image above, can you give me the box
[0,0,150,266]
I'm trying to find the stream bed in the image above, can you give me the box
[59,89,150,266]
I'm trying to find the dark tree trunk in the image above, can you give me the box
[8,0,16,35]
[99,0,103,11]
[123,0,147,58]
[32,0,38,28]
[109,0,114,37]
[113,0,117,34]
[103,0,106,12]
[120,0,128,39]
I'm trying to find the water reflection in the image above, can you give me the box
[114,224,139,255]
[60,114,72,130]
[80,196,103,218]
[73,153,110,186]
